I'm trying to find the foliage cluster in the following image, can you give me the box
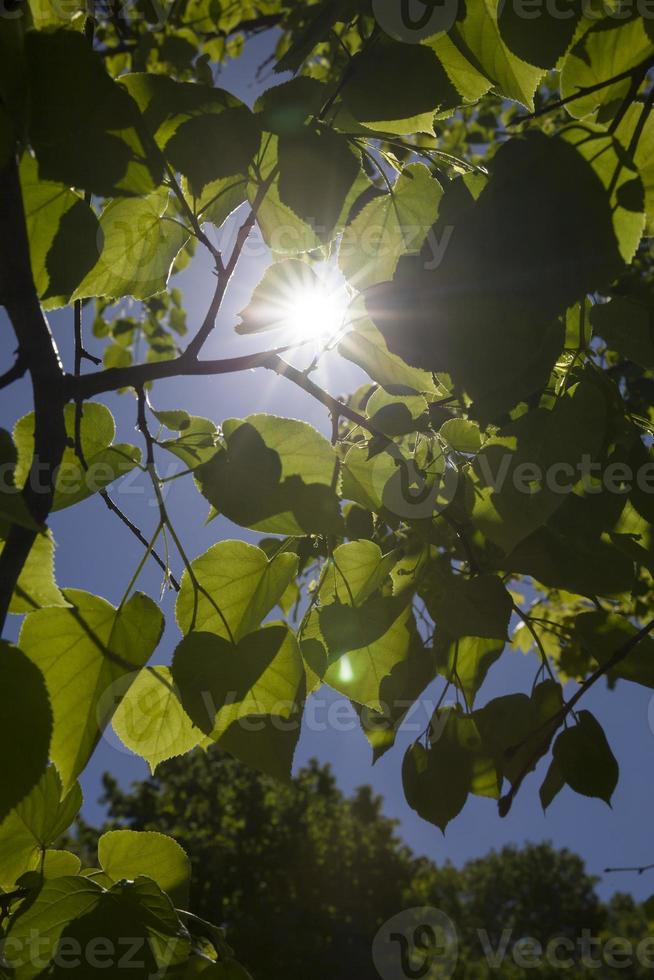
[2,0,654,974]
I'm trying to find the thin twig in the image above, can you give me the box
[604,862,654,875]
[511,57,654,125]
[0,355,27,389]
[183,169,277,361]
[72,296,178,590]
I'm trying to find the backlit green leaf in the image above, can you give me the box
[0,766,82,889]
[19,590,164,791]
[20,154,100,309]
[196,414,343,536]
[112,666,204,773]
[340,164,442,290]
[176,539,298,640]
[99,829,192,907]
[172,625,305,782]
[14,402,141,511]
[73,189,188,301]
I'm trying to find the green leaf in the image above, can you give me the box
[120,72,239,136]
[502,521,636,598]
[0,430,41,531]
[498,0,583,68]
[475,681,564,788]
[439,419,482,454]
[339,442,403,514]
[176,539,298,641]
[256,77,327,135]
[425,33,492,105]
[20,154,100,308]
[338,315,438,395]
[454,0,545,108]
[366,390,428,437]
[615,102,654,235]
[339,164,443,290]
[236,260,321,335]
[471,381,606,552]
[28,0,84,29]
[26,30,161,195]
[403,708,499,832]
[561,14,654,120]
[277,125,360,239]
[0,642,52,824]
[434,634,505,708]
[5,529,68,614]
[0,766,82,889]
[575,611,654,690]
[112,666,204,773]
[165,106,260,197]
[5,875,188,979]
[318,541,397,606]
[368,132,626,417]
[14,402,141,511]
[591,295,654,369]
[172,625,303,733]
[73,189,188,301]
[35,850,82,879]
[159,415,218,469]
[98,829,191,907]
[247,135,321,257]
[172,625,305,782]
[196,414,343,536]
[303,596,414,711]
[357,635,437,761]
[428,574,512,641]
[5,876,105,979]
[540,757,566,812]
[562,124,645,265]
[552,710,618,804]
[19,589,164,791]
[152,408,192,431]
[193,175,248,229]
[339,37,455,135]
[275,0,354,74]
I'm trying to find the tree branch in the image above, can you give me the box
[68,344,304,400]
[0,354,27,389]
[604,862,654,875]
[0,157,67,633]
[183,170,277,361]
[511,57,654,125]
[73,301,179,591]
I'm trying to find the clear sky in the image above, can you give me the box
[3,29,654,905]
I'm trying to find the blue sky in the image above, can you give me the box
[3,29,654,904]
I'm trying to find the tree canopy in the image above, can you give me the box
[3,0,654,975]
[74,750,654,979]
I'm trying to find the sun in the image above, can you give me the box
[241,260,350,345]
[285,285,347,342]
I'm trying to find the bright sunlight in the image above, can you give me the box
[239,259,350,344]
[286,284,347,341]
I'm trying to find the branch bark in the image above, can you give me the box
[0,157,67,632]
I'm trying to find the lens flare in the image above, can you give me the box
[286,286,347,341]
